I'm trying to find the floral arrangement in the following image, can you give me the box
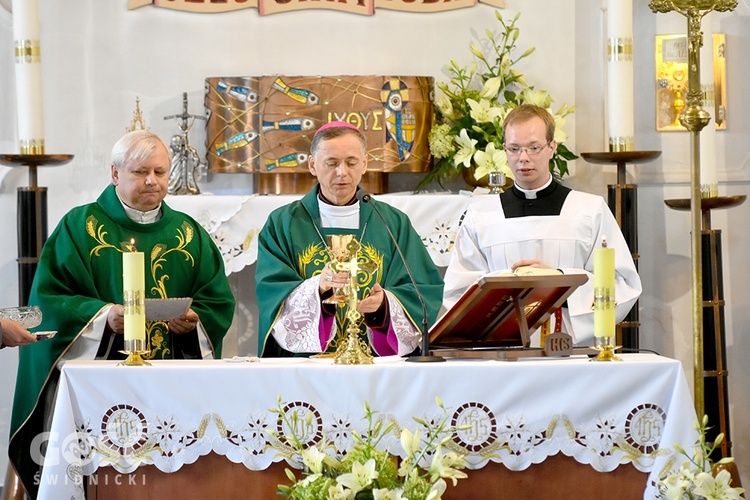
[269,397,468,500]
[421,11,577,190]
[657,415,744,500]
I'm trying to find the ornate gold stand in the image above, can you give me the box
[591,336,622,362]
[119,339,152,366]
[0,154,73,305]
[581,151,661,352]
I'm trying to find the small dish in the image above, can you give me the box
[0,306,43,328]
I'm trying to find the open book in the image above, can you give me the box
[430,271,588,349]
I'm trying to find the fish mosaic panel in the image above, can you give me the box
[205,75,434,174]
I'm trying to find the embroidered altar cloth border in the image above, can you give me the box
[38,353,696,499]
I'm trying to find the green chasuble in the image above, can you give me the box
[256,185,443,357]
[9,184,235,498]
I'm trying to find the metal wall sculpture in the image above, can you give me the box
[205,75,434,192]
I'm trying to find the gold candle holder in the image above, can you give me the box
[591,335,622,362]
[119,338,151,366]
[591,239,621,362]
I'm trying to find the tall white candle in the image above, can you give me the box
[594,238,616,338]
[12,0,45,154]
[699,15,718,198]
[606,0,634,152]
[123,250,146,343]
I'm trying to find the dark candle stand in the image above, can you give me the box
[580,151,661,353]
[665,194,745,461]
[0,154,73,305]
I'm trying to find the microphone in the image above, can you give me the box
[357,190,444,362]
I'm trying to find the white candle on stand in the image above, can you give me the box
[12,0,45,154]
[123,248,146,343]
[606,0,634,152]
[594,238,616,338]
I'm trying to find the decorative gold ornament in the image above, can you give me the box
[127,97,148,132]
[324,235,378,365]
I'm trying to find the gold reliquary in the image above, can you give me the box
[655,33,726,132]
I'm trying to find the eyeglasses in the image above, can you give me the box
[504,142,551,157]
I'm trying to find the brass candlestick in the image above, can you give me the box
[592,336,622,362]
[649,0,737,420]
[119,338,152,366]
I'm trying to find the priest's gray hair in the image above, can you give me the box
[111,130,172,170]
[310,126,367,157]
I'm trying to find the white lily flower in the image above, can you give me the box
[373,488,407,500]
[521,88,552,108]
[400,428,421,457]
[435,96,455,120]
[480,76,503,99]
[301,446,328,474]
[425,479,447,500]
[336,458,378,494]
[428,448,469,486]
[453,129,478,168]
[467,99,503,124]
[553,114,567,143]
[693,469,744,500]
[328,483,355,500]
[473,143,511,180]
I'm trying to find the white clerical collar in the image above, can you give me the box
[116,190,162,224]
[514,175,553,199]
[318,199,360,229]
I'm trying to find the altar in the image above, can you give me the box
[38,354,696,499]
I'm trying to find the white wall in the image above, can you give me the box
[1,0,749,488]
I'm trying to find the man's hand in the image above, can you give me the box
[358,283,385,314]
[107,305,125,334]
[1,319,37,347]
[318,263,350,296]
[511,259,552,271]
[169,308,199,335]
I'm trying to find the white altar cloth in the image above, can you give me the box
[38,354,696,499]
[166,192,479,274]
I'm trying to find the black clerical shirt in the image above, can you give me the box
[500,181,572,218]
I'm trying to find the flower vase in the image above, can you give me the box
[462,165,512,192]
[461,164,489,189]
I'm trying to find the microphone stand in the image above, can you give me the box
[358,191,445,362]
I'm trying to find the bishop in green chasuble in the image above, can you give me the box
[257,185,444,357]
[8,131,235,499]
[257,123,443,358]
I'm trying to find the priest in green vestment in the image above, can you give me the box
[256,122,443,357]
[8,130,235,498]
